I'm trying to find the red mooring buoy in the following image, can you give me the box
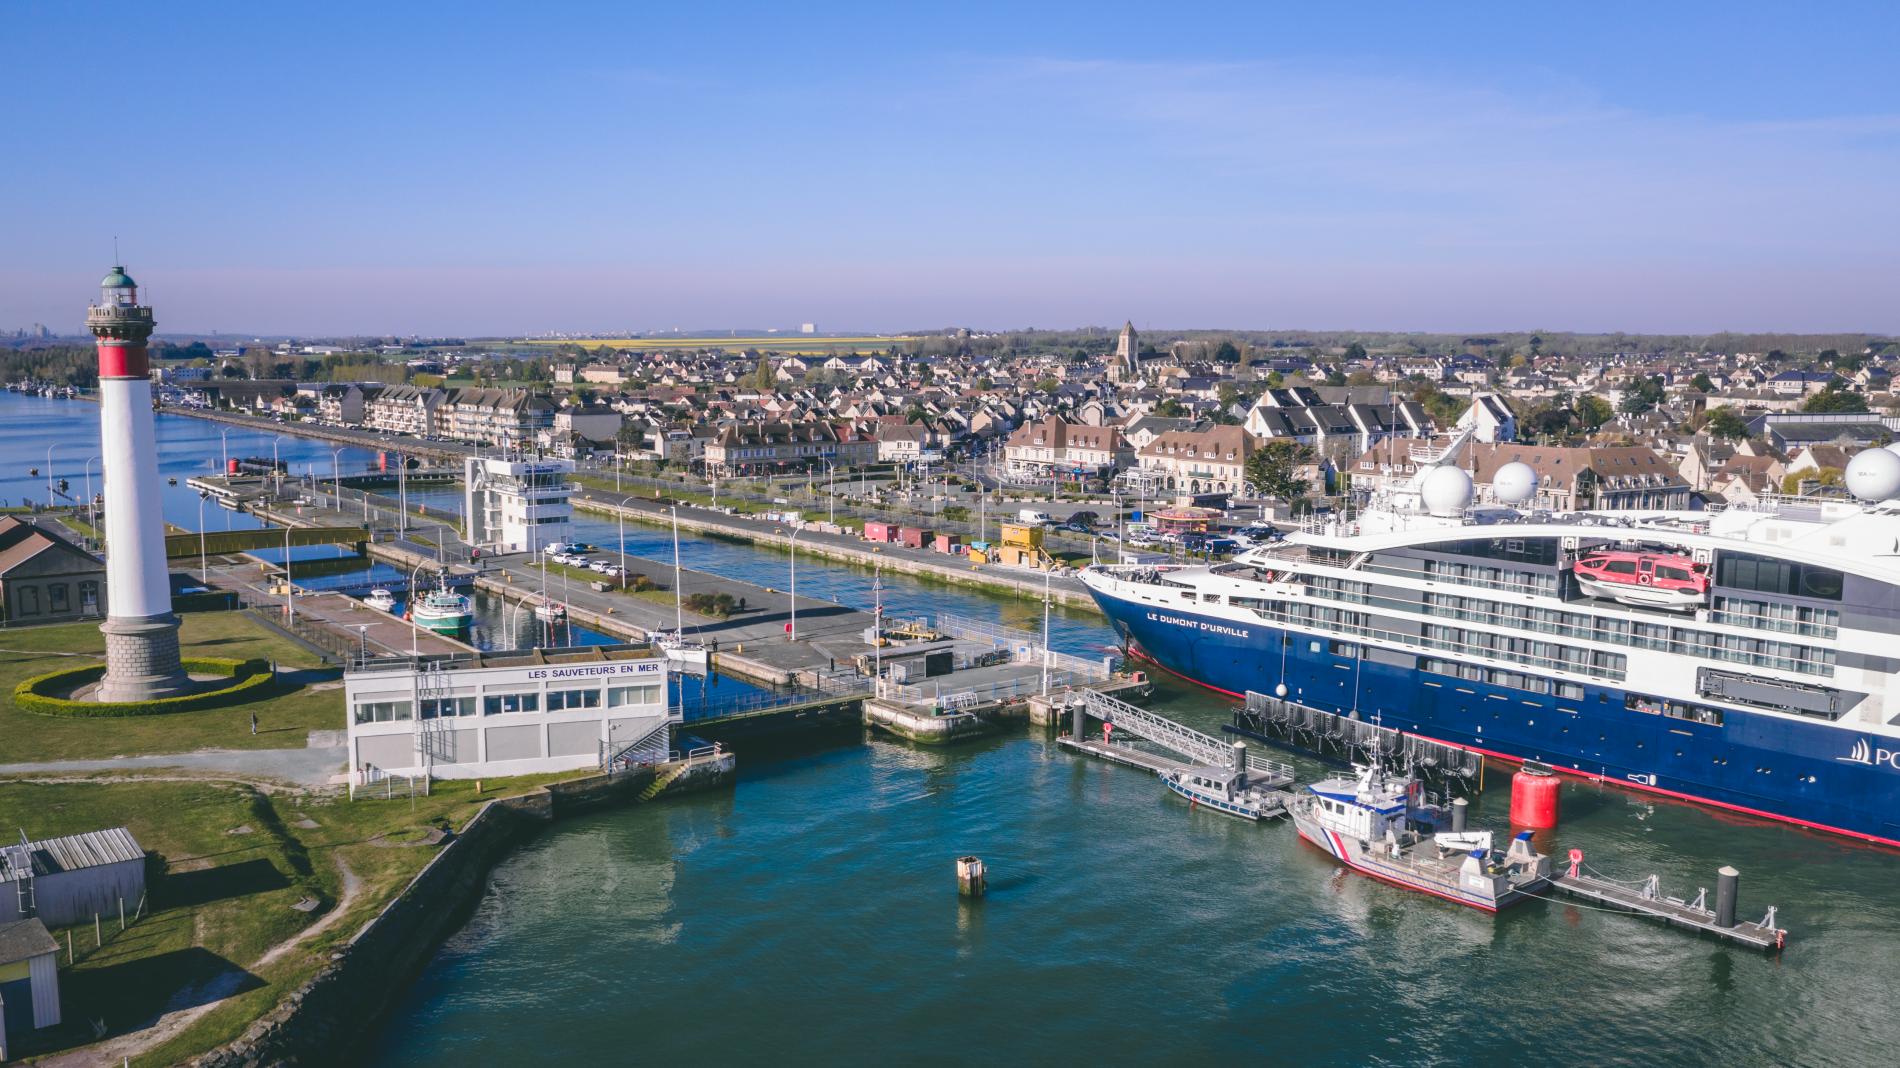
[1509,770,1561,828]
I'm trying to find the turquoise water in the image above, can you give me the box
[0,391,384,530]
[368,678,1900,1067]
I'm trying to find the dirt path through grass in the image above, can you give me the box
[40,854,362,1068]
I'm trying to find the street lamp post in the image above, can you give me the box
[825,461,836,525]
[43,444,58,505]
[397,453,408,539]
[1040,567,1052,695]
[408,563,427,656]
[282,522,296,626]
[197,491,210,582]
[787,527,803,641]
[331,447,345,510]
[83,455,100,534]
[271,438,282,497]
[219,428,230,480]
[617,494,638,597]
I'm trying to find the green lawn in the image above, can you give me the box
[0,612,340,765]
[0,772,582,1065]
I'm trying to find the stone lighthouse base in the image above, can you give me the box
[96,614,192,703]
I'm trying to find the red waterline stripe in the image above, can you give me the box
[1128,647,1900,852]
[1406,729,1900,852]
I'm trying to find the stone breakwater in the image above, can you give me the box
[193,757,733,1067]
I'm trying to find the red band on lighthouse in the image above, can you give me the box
[97,342,149,379]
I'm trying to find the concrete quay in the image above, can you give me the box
[167,405,1102,612]
[568,488,1103,612]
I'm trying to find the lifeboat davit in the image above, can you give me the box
[1572,550,1708,610]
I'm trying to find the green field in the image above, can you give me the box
[0,772,576,1065]
[0,612,338,764]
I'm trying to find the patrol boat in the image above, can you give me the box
[1161,759,1293,821]
[1288,759,1550,910]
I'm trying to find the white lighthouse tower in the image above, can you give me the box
[86,266,190,701]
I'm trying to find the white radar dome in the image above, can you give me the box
[1493,461,1539,505]
[1884,441,1900,459]
[1845,448,1900,502]
[1419,465,1476,517]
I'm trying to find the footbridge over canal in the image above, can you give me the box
[1062,689,1296,783]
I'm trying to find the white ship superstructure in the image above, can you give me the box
[1082,448,1900,846]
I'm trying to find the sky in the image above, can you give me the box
[4,1,1898,337]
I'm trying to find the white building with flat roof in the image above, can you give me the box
[345,647,674,781]
[464,455,573,555]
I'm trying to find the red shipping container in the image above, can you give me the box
[898,526,929,549]
[933,534,960,554]
[864,521,893,543]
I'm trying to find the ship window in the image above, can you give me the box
[1604,559,1636,575]
[1656,566,1693,583]
[1716,551,1842,602]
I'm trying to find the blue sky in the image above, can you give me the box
[4,2,1897,336]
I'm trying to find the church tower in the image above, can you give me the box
[1111,320,1140,383]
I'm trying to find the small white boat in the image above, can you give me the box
[534,598,567,623]
[1162,762,1292,821]
[363,588,398,612]
[653,629,709,673]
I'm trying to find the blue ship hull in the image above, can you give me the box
[1089,585,1900,848]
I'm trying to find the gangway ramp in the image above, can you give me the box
[1068,690,1295,786]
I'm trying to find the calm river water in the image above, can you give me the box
[6,392,1896,1065]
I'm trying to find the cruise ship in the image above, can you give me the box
[1082,445,1900,848]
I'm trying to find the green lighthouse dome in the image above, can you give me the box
[100,265,137,289]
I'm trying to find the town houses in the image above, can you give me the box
[129,325,1900,515]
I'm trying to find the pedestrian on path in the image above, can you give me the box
[250,710,258,735]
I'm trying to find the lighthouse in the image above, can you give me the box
[86,266,190,701]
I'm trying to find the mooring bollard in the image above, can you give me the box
[1716,865,1740,928]
[1450,797,1468,834]
[957,855,986,898]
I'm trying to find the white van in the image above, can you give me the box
[1017,509,1054,525]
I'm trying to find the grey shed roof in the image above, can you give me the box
[1,827,144,879]
[0,918,59,964]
